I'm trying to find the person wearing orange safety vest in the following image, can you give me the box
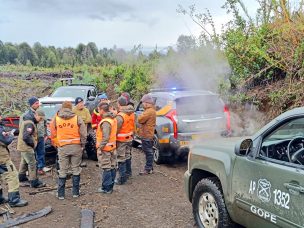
[96,102,117,194]
[115,96,135,185]
[50,101,87,200]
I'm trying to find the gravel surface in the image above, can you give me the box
[4,142,195,228]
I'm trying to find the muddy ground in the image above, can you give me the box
[3,141,195,228]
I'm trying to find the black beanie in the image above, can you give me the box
[75,97,84,105]
[28,97,39,107]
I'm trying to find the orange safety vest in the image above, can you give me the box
[55,116,81,147]
[117,112,135,142]
[96,118,117,151]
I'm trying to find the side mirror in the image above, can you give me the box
[88,96,95,101]
[235,138,253,156]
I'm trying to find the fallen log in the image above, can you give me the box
[28,183,86,195]
[0,206,52,228]
[81,209,94,228]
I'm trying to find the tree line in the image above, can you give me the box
[0,41,166,67]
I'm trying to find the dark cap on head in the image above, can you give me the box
[117,96,128,106]
[28,97,39,107]
[62,101,73,110]
[141,94,154,105]
[75,97,84,105]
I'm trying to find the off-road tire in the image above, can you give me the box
[85,131,97,161]
[153,134,166,164]
[192,178,234,228]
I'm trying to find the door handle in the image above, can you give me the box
[284,182,304,193]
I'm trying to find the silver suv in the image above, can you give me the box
[135,88,231,164]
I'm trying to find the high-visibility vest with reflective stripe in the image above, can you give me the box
[96,118,117,151]
[55,116,81,147]
[117,112,135,142]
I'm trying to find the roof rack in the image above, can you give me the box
[150,87,191,92]
[60,78,74,86]
[68,83,96,87]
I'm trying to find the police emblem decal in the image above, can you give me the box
[257,179,272,203]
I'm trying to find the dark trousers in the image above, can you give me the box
[35,137,45,170]
[142,139,153,171]
[102,169,116,192]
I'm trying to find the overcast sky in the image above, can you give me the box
[0,0,258,49]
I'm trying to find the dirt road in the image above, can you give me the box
[5,144,195,228]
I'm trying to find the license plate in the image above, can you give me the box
[180,141,190,146]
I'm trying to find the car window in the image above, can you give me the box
[40,104,63,120]
[52,88,86,99]
[264,118,304,141]
[259,117,304,166]
[154,97,168,111]
[176,95,223,115]
[91,89,97,97]
[87,90,91,98]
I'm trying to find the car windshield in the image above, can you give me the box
[264,118,304,141]
[40,103,62,120]
[52,88,86,99]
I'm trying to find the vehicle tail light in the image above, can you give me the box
[224,105,231,131]
[165,109,178,139]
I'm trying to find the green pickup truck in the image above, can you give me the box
[184,107,304,228]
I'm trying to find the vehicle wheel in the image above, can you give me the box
[153,134,165,164]
[192,178,233,228]
[85,131,98,161]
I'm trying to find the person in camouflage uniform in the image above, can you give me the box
[50,101,87,200]
[0,116,28,207]
[96,103,117,194]
[115,96,135,185]
[120,92,135,178]
[17,110,46,188]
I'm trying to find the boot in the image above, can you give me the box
[97,187,113,194]
[30,179,46,188]
[126,158,132,179]
[72,175,80,198]
[8,191,28,207]
[98,169,113,193]
[0,189,8,204]
[57,177,66,200]
[18,173,29,182]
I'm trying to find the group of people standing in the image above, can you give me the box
[0,91,157,207]
[52,92,157,196]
